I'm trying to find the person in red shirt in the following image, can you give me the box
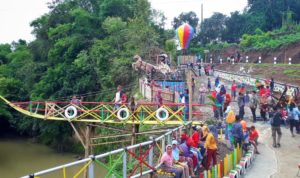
[231,80,237,100]
[239,84,246,94]
[121,93,127,104]
[180,129,189,143]
[211,90,217,118]
[192,126,200,148]
[224,93,232,112]
[259,86,266,97]
[249,126,260,154]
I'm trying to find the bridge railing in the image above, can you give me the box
[21,121,193,178]
[214,69,299,96]
[10,99,211,124]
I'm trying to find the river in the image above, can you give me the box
[0,138,103,178]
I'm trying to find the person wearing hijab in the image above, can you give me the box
[160,144,183,178]
[220,84,226,96]
[203,126,217,170]
[172,140,195,177]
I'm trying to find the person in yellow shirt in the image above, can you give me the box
[203,126,217,170]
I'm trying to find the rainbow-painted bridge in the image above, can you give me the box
[0,96,210,125]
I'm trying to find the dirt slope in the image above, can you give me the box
[210,41,300,64]
[215,63,300,86]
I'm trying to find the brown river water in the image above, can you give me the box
[0,138,105,178]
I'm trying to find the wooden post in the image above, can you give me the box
[188,70,193,121]
[84,124,91,178]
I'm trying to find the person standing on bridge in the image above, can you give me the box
[289,102,300,136]
[155,90,163,107]
[249,91,259,122]
[238,92,245,119]
[270,78,275,93]
[260,94,268,123]
[231,80,237,101]
[270,107,283,148]
[199,83,207,104]
[113,85,123,110]
[182,89,189,121]
[220,84,226,96]
[197,63,202,76]
[71,95,81,105]
[215,76,220,88]
[192,78,195,95]
[216,92,224,120]
[207,78,212,92]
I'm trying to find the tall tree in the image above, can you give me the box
[198,13,227,45]
[172,11,199,30]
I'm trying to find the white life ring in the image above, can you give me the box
[117,108,130,121]
[64,106,78,119]
[156,107,169,121]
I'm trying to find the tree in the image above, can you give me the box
[223,11,246,43]
[198,13,228,44]
[0,44,11,64]
[172,11,199,30]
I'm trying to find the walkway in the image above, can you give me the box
[193,71,300,178]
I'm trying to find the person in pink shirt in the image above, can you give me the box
[265,86,271,97]
[160,145,183,178]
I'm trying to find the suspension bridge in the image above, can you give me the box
[0,95,208,125]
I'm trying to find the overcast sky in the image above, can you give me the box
[0,0,247,44]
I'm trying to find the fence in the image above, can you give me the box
[200,144,243,178]
[155,80,186,94]
[177,56,198,66]
[21,121,193,178]
[139,79,176,103]
[214,69,299,96]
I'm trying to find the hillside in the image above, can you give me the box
[210,41,300,64]
[215,63,300,86]
[209,28,300,64]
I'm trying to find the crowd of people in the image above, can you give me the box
[160,125,218,178]
[159,74,300,177]
[159,113,261,177]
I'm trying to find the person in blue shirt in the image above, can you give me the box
[289,102,300,136]
[207,78,212,92]
[216,93,224,120]
[215,76,220,88]
[232,115,244,148]
[182,89,189,121]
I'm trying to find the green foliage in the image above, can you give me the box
[165,39,177,63]
[0,0,163,153]
[172,11,199,30]
[198,13,228,45]
[283,69,300,79]
[240,26,300,49]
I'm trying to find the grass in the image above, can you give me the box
[283,69,300,79]
[283,69,298,75]
[246,63,300,67]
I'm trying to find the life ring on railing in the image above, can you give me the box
[64,106,78,119]
[156,107,169,121]
[117,108,130,121]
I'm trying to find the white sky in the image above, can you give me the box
[0,0,247,44]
